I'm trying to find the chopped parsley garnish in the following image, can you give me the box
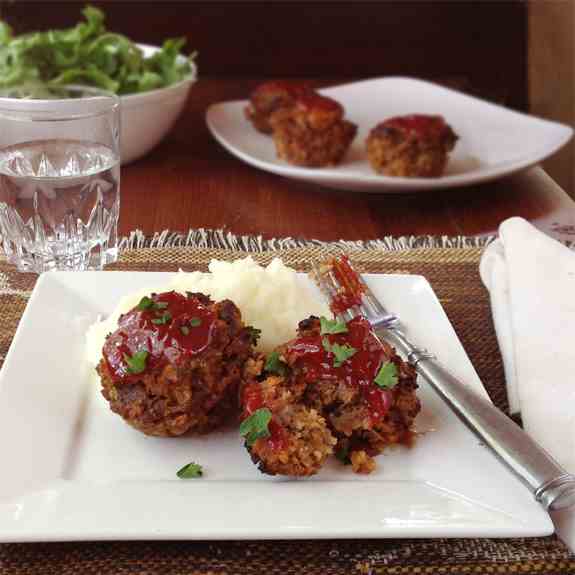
[264,351,288,376]
[374,361,398,389]
[137,296,169,312]
[246,326,262,345]
[335,446,351,465]
[322,338,357,367]
[123,350,148,374]
[320,316,348,335]
[136,296,154,311]
[180,325,190,336]
[189,317,201,327]
[151,312,172,325]
[176,462,203,479]
[239,407,272,447]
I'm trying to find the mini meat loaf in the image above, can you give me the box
[239,315,420,476]
[98,291,256,437]
[241,368,336,477]
[366,114,458,177]
[269,92,357,167]
[244,80,312,134]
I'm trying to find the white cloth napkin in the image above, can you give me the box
[480,216,575,550]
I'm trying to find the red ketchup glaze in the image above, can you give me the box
[296,92,343,115]
[241,383,287,451]
[242,383,264,416]
[253,80,310,100]
[329,255,364,315]
[103,291,216,383]
[286,316,393,423]
[381,114,449,139]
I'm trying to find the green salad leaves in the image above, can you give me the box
[0,5,196,96]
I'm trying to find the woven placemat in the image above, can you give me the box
[0,243,573,575]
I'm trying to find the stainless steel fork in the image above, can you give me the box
[311,256,575,512]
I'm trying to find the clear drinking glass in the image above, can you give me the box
[0,86,120,272]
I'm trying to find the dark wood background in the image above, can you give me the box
[3,0,562,243]
[1,1,527,110]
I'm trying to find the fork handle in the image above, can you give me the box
[386,330,575,511]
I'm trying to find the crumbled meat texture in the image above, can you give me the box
[98,297,254,437]
[249,404,336,477]
[366,116,458,177]
[270,95,357,167]
[242,367,336,476]
[350,450,376,474]
[185,291,212,306]
[244,81,312,134]
[240,316,420,476]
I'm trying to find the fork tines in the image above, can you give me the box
[311,254,398,329]
[310,259,357,322]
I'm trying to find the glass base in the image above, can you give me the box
[8,243,119,273]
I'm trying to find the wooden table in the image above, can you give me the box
[120,78,575,242]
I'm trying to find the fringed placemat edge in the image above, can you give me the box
[118,228,496,253]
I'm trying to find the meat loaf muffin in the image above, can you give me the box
[239,315,420,476]
[98,291,256,437]
[366,114,458,177]
[269,92,357,167]
[240,365,336,477]
[244,80,312,134]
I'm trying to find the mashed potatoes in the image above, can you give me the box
[85,257,330,365]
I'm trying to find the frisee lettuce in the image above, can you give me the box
[0,5,196,96]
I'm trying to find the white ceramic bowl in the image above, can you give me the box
[0,43,195,166]
[120,44,196,164]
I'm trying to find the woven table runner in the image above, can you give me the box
[0,241,573,575]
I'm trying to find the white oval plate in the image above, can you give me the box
[206,77,573,193]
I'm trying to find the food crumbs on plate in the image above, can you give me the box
[177,462,203,479]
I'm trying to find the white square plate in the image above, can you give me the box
[0,271,553,542]
[206,77,573,193]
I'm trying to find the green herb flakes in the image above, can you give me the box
[180,325,190,336]
[176,462,203,479]
[319,316,348,335]
[151,312,172,325]
[136,296,154,311]
[374,361,398,389]
[322,338,357,367]
[264,351,287,376]
[137,296,168,313]
[123,350,148,374]
[239,408,272,447]
[189,317,201,327]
